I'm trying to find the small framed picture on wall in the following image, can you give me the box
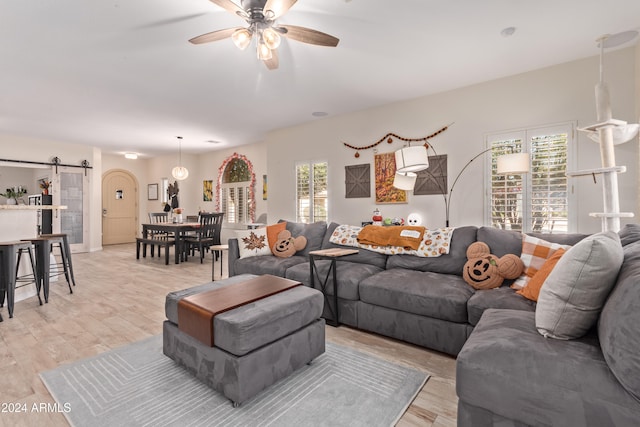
[147,183,158,200]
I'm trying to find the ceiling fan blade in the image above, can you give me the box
[208,0,245,16]
[264,49,279,70]
[264,0,297,19]
[279,25,339,47]
[189,27,242,44]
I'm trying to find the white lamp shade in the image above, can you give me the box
[393,171,417,190]
[172,166,189,180]
[395,146,429,173]
[497,153,530,175]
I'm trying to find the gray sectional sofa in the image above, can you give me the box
[456,224,640,426]
[228,221,586,356]
[229,220,640,425]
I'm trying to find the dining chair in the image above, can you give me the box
[149,212,170,224]
[183,213,224,263]
[147,212,173,257]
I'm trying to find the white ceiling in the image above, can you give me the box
[1,0,638,157]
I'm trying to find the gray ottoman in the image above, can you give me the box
[163,274,325,406]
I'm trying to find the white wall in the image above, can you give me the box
[266,47,638,234]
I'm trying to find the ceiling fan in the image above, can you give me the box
[189,0,340,70]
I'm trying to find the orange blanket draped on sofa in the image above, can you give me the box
[357,225,426,250]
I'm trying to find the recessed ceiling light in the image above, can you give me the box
[124,152,138,159]
[312,111,328,117]
[501,27,516,37]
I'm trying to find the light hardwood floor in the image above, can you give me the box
[0,244,458,426]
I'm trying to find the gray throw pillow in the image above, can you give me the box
[535,231,623,340]
[282,220,327,257]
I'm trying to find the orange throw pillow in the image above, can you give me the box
[517,248,566,302]
[266,222,287,253]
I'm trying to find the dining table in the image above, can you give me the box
[141,222,200,264]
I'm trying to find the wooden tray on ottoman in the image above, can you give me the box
[177,274,301,347]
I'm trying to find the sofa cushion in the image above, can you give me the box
[476,227,522,258]
[233,254,307,277]
[386,226,477,275]
[236,228,272,258]
[618,223,640,247]
[321,222,387,269]
[512,234,568,290]
[286,259,383,301]
[527,231,590,246]
[282,220,327,257]
[516,247,566,302]
[466,287,535,326]
[359,268,474,323]
[535,231,623,340]
[457,309,640,427]
[266,222,287,252]
[598,238,640,402]
[214,286,323,356]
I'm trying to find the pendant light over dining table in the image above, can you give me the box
[172,136,189,180]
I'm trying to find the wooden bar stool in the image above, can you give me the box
[0,241,40,318]
[40,233,77,288]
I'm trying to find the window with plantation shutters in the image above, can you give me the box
[221,185,250,224]
[296,161,328,223]
[486,123,575,233]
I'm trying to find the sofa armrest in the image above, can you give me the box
[228,238,240,277]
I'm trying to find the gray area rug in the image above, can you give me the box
[40,335,429,427]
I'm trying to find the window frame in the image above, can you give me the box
[484,122,577,233]
[220,182,251,224]
[295,160,328,224]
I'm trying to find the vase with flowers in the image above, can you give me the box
[39,179,51,195]
[173,207,184,223]
[1,187,28,205]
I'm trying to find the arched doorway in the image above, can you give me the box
[102,169,138,245]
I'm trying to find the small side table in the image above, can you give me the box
[309,248,359,327]
[209,244,228,281]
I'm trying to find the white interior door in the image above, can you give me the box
[52,166,91,253]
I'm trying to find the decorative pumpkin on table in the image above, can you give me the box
[272,230,307,258]
[462,242,524,290]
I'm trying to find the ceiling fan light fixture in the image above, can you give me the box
[232,28,252,50]
[263,27,281,49]
[257,40,272,60]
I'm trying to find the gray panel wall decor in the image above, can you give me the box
[414,155,448,195]
[345,164,371,198]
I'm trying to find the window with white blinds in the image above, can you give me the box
[296,162,328,223]
[221,184,249,224]
[486,123,574,233]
